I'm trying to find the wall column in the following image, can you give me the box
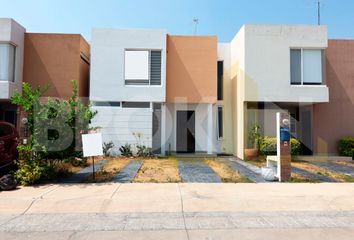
[160,103,166,156]
[207,103,213,154]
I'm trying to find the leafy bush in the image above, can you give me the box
[103,141,114,156]
[259,137,277,156]
[259,137,301,156]
[136,145,154,157]
[119,143,133,157]
[339,136,354,157]
[290,138,301,156]
[15,159,48,186]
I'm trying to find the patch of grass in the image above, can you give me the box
[133,158,181,183]
[288,173,320,183]
[206,159,252,183]
[244,156,267,168]
[292,162,354,182]
[85,170,117,183]
[334,160,354,168]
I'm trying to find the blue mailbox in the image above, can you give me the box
[280,127,290,141]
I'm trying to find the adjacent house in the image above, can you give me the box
[23,33,90,99]
[0,18,90,137]
[0,19,25,126]
[219,25,329,159]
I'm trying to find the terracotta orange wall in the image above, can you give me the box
[313,40,354,155]
[23,33,90,99]
[166,35,217,103]
[79,37,90,98]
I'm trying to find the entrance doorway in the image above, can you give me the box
[176,111,195,153]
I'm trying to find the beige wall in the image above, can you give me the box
[313,40,354,155]
[166,35,217,103]
[23,33,90,99]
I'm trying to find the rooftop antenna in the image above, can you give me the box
[193,18,199,35]
[316,0,321,25]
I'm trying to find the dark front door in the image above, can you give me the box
[176,111,195,153]
[300,108,313,155]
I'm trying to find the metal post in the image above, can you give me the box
[317,0,321,25]
[92,156,95,181]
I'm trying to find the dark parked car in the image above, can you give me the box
[0,121,19,170]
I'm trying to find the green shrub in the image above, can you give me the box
[15,160,48,186]
[291,138,301,156]
[119,143,133,157]
[339,136,354,157]
[136,145,154,157]
[259,137,277,156]
[103,141,114,157]
[259,137,301,156]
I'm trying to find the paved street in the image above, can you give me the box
[1,183,354,239]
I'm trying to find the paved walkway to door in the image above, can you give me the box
[113,160,143,183]
[223,157,267,183]
[311,162,354,177]
[292,166,338,182]
[178,161,221,183]
[61,160,108,183]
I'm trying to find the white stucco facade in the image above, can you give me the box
[0,18,25,100]
[221,24,329,158]
[90,28,167,102]
[91,106,153,155]
[217,43,232,154]
[243,24,328,103]
[90,28,167,153]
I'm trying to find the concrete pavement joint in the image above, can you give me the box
[177,184,191,240]
[109,183,122,199]
[0,185,60,228]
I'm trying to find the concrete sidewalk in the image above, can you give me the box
[0,183,354,239]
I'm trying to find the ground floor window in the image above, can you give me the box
[217,106,223,139]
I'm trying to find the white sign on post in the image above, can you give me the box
[82,133,103,157]
[82,133,103,181]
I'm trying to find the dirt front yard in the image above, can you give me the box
[205,159,251,183]
[134,158,181,183]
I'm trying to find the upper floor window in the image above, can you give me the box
[124,49,161,86]
[0,43,16,82]
[217,61,223,100]
[290,49,324,85]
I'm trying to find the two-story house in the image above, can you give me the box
[219,25,329,158]
[90,29,220,155]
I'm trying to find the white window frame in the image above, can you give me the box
[0,42,16,83]
[124,49,162,86]
[290,48,324,86]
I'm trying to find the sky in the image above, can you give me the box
[1,0,354,42]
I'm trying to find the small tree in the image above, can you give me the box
[12,80,97,160]
[248,124,262,149]
[11,82,48,141]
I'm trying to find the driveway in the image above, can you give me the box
[1,183,354,239]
